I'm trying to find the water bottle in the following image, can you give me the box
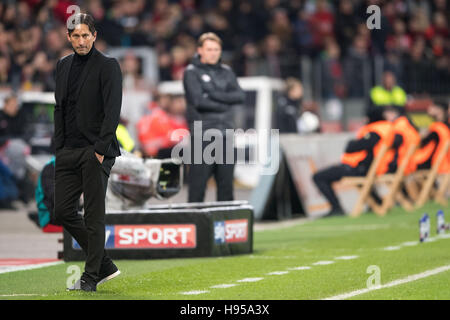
[419,214,430,242]
[437,210,446,235]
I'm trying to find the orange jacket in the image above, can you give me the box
[412,121,450,173]
[342,121,394,175]
[381,116,421,175]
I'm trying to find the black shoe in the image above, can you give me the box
[67,274,97,292]
[80,276,97,292]
[323,207,345,218]
[67,260,120,291]
[98,260,121,286]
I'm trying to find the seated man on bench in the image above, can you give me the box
[411,101,450,173]
[313,112,395,217]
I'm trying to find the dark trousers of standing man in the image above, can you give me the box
[188,133,235,203]
[54,145,115,281]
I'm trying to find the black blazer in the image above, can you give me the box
[54,46,122,157]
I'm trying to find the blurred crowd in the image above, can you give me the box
[0,0,449,211]
[0,0,449,96]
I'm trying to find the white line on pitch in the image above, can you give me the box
[0,294,48,297]
[382,246,401,251]
[210,284,237,289]
[236,277,264,283]
[180,290,209,295]
[267,271,289,276]
[313,261,335,266]
[323,264,450,300]
[401,241,419,247]
[334,255,359,260]
[0,261,63,275]
[287,266,311,271]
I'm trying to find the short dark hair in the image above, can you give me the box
[67,13,96,35]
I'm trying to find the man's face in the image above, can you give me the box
[383,109,399,122]
[67,24,96,55]
[428,104,445,122]
[198,39,222,65]
[3,97,18,117]
[383,72,396,90]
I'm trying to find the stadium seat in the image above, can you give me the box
[372,144,418,215]
[340,143,390,217]
[412,140,450,208]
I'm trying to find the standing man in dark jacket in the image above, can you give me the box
[183,32,245,202]
[54,13,122,292]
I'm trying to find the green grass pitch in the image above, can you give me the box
[1,202,450,300]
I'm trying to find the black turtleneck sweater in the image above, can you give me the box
[63,45,94,148]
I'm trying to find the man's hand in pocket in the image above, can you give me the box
[95,152,104,164]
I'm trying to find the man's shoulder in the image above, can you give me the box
[220,63,232,71]
[185,63,197,72]
[58,53,74,66]
[96,49,117,62]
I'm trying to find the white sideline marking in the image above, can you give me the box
[382,233,450,251]
[383,246,401,251]
[237,277,264,283]
[313,261,335,266]
[210,284,237,289]
[323,264,450,300]
[0,261,63,275]
[334,255,359,260]
[0,294,48,297]
[401,241,418,247]
[267,271,289,276]
[288,266,311,271]
[180,290,209,295]
[253,256,299,259]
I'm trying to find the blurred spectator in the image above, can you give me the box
[170,46,188,81]
[292,8,314,55]
[275,77,304,133]
[320,39,346,99]
[137,94,188,158]
[0,94,28,146]
[234,41,263,77]
[120,52,149,90]
[0,159,18,209]
[309,0,335,53]
[368,70,407,121]
[261,34,283,78]
[0,94,33,203]
[335,0,359,56]
[0,0,447,110]
[344,35,371,98]
[268,8,293,47]
[385,18,412,54]
[402,37,432,94]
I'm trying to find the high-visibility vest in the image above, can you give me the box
[341,121,394,175]
[116,123,135,153]
[381,116,421,175]
[370,86,407,107]
[412,121,450,173]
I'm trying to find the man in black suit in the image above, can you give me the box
[54,13,122,292]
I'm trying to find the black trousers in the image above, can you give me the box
[188,134,235,203]
[313,164,366,211]
[188,162,235,202]
[54,145,115,281]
